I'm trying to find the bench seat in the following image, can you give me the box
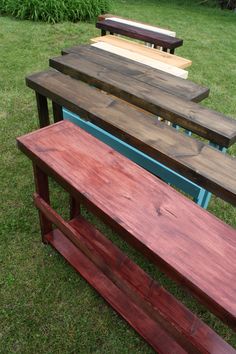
[17,120,236,352]
[62,45,207,102]
[96,19,183,53]
[51,46,236,147]
[98,14,176,37]
[91,35,192,69]
[91,41,188,78]
[26,70,236,206]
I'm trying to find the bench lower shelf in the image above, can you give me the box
[43,215,234,354]
[44,225,184,354]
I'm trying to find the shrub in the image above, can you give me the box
[0,0,111,23]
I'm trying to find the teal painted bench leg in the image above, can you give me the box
[63,109,208,207]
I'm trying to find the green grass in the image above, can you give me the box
[0,0,111,23]
[0,1,236,352]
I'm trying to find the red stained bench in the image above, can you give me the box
[17,120,236,353]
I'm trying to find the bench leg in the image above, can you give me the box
[52,102,63,123]
[33,164,52,242]
[35,92,50,128]
[101,29,106,36]
[69,196,81,219]
[170,48,175,54]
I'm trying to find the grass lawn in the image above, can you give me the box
[0,0,236,352]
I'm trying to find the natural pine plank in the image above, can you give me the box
[17,120,236,330]
[91,42,188,78]
[96,19,183,50]
[90,35,192,68]
[26,70,236,205]
[62,45,207,102]
[50,50,236,147]
[98,13,176,37]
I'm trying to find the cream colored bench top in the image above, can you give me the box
[91,35,192,69]
[98,14,176,37]
[91,41,188,79]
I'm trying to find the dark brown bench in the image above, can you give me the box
[96,19,183,53]
[26,69,236,206]
[51,45,236,148]
[17,120,236,353]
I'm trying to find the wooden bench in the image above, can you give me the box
[26,70,236,206]
[62,45,207,102]
[90,41,189,78]
[51,46,236,148]
[98,13,176,37]
[17,120,236,353]
[96,19,183,53]
[91,35,192,69]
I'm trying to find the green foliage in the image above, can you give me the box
[0,0,111,23]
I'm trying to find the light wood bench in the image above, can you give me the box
[26,70,236,206]
[90,41,188,78]
[91,35,192,69]
[17,120,236,353]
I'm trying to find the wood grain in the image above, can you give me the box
[50,51,236,147]
[90,35,192,68]
[40,209,235,353]
[26,70,236,205]
[96,20,183,50]
[17,120,236,330]
[44,227,186,354]
[91,42,188,78]
[62,45,203,101]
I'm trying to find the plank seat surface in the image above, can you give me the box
[91,42,188,78]
[26,70,236,205]
[17,120,236,330]
[91,35,192,68]
[51,47,236,147]
[62,45,207,102]
[98,13,176,37]
[96,19,183,50]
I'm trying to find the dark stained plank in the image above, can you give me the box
[97,14,174,37]
[41,209,236,354]
[44,227,186,354]
[49,53,236,147]
[96,20,183,50]
[17,120,236,330]
[26,70,236,206]
[62,45,208,103]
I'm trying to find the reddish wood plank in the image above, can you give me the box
[96,20,183,50]
[33,164,52,241]
[17,120,236,330]
[38,194,235,354]
[44,228,186,354]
